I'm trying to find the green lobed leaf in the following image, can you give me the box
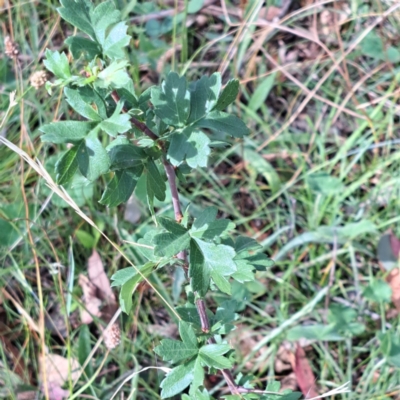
[102,21,131,60]
[90,0,120,44]
[99,102,131,137]
[193,207,217,228]
[176,304,202,327]
[306,172,343,196]
[193,238,237,294]
[190,219,235,240]
[154,232,191,258]
[108,144,147,170]
[190,358,205,395]
[158,217,188,235]
[363,279,392,303]
[185,130,211,168]
[211,273,231,295]
[116,80,139,109]
[153,218,190,257]
[231,259,255,283]
[64,87,102,121]
[155,321,199,364]
[77,131,110,181]
[260,381,282,399]
[151,72,190,127]
[212,300,238,326]
[138,86,152,112]
[189,240,210,297]
[168,129,211,168]
[65,36,102,60]
[58,0,96,40]
[361,31,400,63]
[145,17,174,38]
[154,339,199,364]
[55,145,80,185]
[97,60,130,88]
[179,320,198,348]
[188,73,221,123]
[58,0,130,61]
[146,159,166,202]
[77,86,108,119]
[99,169,139,207]
[245,253,275,270]
[379,332,400,368]
[136,230,160,262]
[160,360,195,398]
[145,175,155,216]
[328,304,357,326]
[213,79,239,111]
[198,344,232,369]
[286,324,344,342]
[43,49,71,80]
[40,121,97,144]
[234,236,261,253]
[194,110,249,138]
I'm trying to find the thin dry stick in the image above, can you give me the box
[257,2,400,152]
[331,63,386,126]
[260,47,366,121]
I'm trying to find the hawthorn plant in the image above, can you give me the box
[39,0,302,398]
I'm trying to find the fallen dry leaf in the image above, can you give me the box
[88,249,115,304]
[78,274,102,324]
[275,345,293,373]
[16,391,38,400]
[379,232,400,315]
[259,5,282,21]
[79,250,118,324]
[291,344,318,399]
[280,372,297,392]
[390,233,400,258]
[387,268,400,313]
[39,353,80,400]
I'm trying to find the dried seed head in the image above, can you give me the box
[4,36,19,58]
[104,323,121,350]
[30,71,48,89]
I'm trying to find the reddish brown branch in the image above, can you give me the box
[163,160,183,222]
[111,91,159,141]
